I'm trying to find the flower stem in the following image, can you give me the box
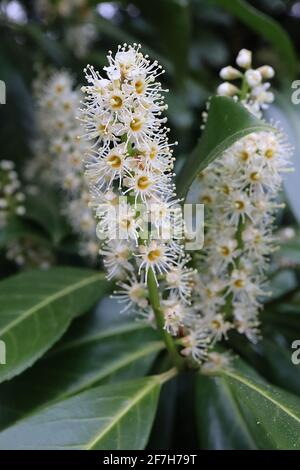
[147,268,185,371]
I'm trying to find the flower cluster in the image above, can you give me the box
[0,160,25,228]
[81,45,291,364]
[32,71,98,260]
[186,50,292,347]
[217,48,275,117]
[81,44,196,336]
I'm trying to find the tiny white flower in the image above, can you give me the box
[138,240,176,283]
[114,276,148,313]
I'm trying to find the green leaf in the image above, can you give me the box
[0,373,175,450]
[268,269,298,301]
[217,357,300,449]
[211,0,297,79]
[177,96,272,198]
[0,315,163,430]
[258,339,300,397]
[196,373,257,449]
[0,267,106,383]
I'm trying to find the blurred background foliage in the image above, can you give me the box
[0,0,300,278]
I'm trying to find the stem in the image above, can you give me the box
[147,268,185,371]
[239,75,249,101]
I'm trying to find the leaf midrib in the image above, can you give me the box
[222,369,300,424]
[0,272,105,337]
[0,341,164,431]
[85,377,160,450]
[181,123,272,198]
[220,377,257,449]
[65,340,164,398]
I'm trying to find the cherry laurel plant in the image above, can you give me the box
[78,45,291,368]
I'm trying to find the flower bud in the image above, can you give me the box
[220,66,242,80]
[257,65,275,79]
[236,49,252,69]
[217,82,239,97]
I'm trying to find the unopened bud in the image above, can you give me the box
[220,66,242,80]
[236,49,252,69]
[217,82,239,97]
[257,65,275,79]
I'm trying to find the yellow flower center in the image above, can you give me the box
[120,218,132,229]
[234,279,245,288]
[98,123,108,135]
[63,102,71,111]
[120,63,130,78]
[223,185,230,195]
[107,154,122,169]
[239,151,249,162]
[137,175,150,190]
[110,95,123,109]
[148,249,161,262]
[220,246,230,256]
[55,84,64,94]
[250,171,260,182]
[265,148,274,159]
[130,118,143,132]
[135,79,145,94]
[211,319,222,329]
[234,200,245,210]
[149,146,157,160]
[201,195,212,204]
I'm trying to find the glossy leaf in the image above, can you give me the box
[267,269,298,301]
[177,96,272,198]
[218,358,300,449]
[0,317,163,430]
[258,339,300,397]
[0,374,174,450]
[196,373,256,449]
[0,267,106,383]
[212,0,297,78]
